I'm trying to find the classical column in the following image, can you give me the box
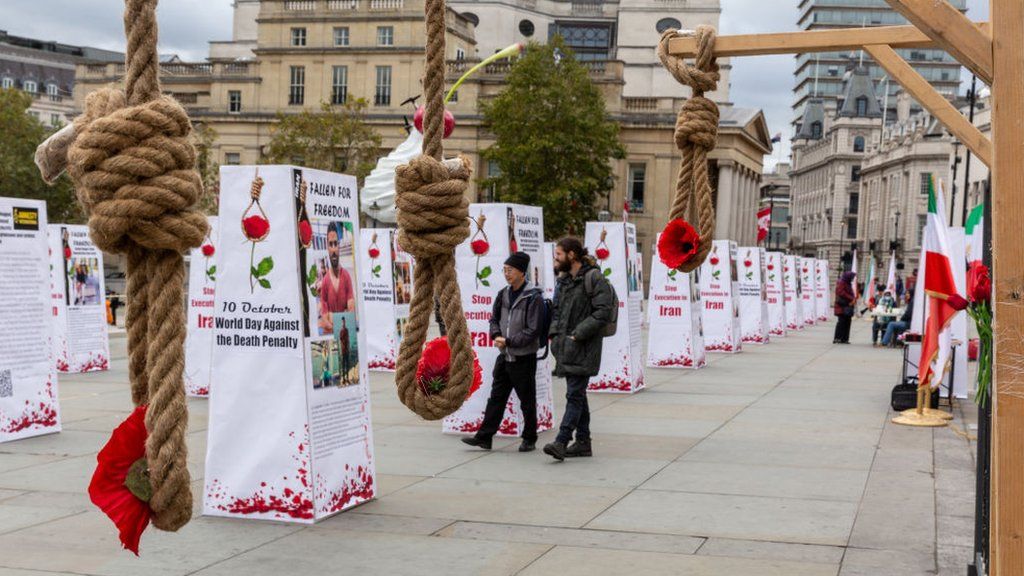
[715,160,735,239]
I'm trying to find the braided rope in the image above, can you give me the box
[657,27,720,273]
[36,0,204,531]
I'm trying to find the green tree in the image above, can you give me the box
[264,99,383,181]
[480,38,625,237]
[192,122,220,214]
[0,89,82,223]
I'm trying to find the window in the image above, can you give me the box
[455,47,465,60]
[225,152,241,165]
[917,214,928,245]
[853,135,865,152]
[289,66,305,105]
[847,217,858,239]
[851,165,861,182]
[377,26,394,46]
[291,27,307,47]
[519,19,535,37]
[655,17,682,34]
[23,80,37,93]
[374,65,391,106]
[50,113,61,126]
[551,23,614,60]
[811,121,822,139]
[627,163,646,212]
[919,172,932,195]
[448,90,458,103]
[333,27,349,46]
[46,83,58,97]
[331,66,348,105]
[855,96,868,116]
[228,90,242,113]
[848,192,859,214]
[1,77,12,89]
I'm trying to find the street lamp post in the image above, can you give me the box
[892,209,902,261]
[801,219,808,256]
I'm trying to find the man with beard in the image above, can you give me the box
[338,316,352,384]
[543,237,615,461]
[318,222,356,334]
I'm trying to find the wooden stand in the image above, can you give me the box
[893,387,951,427]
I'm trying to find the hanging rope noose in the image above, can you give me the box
[35,0,206,531]
[657,27,720,273]
[392,0,475,419]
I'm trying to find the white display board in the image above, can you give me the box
[580,222,645,392]
[542,242,556,300]
[443,204,555,434]
[48,224,110,373]
[205,165,375,523]
[646,235,705,368]
[699,240,742,353]
[737,246,769,344]
[799,257,817,326]
[815,259,830,322]
[360,228,397,371]
[765,251,787,337]
[783,254,802,331]
[1,199,60,442]
[185,216,218,397]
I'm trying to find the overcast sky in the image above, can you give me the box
[0,0,990,169]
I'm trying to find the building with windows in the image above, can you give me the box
[0,29,121,127]
[790,64,882,277]
[793,0,965,129]
[73,0,771,267]
[760,162,791,252]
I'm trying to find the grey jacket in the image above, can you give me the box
[489,282,544,359]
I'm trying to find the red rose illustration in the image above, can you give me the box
[368,247,381,259]
[766,263,774,271]
[63,246,72,259]
[744,260,752,268]
[298,220,313,247]
[243,215,270,241]
[969,263,991,303]
[657,219,700,269]
[709,256,720,266]
[201,244,215,257]
[416,337,482,397]
[595,247,610,261]
[471,239,490,256]
[88,406,152,556]
[413,106,457,139]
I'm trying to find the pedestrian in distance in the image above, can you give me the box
[833,271,857,344]
[882,294,914,347]
[871,290,897,347]
[543,237,615,461]
[462,252,544,453]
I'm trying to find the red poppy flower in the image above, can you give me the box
[88,406,152,556]
[242,215,270,240]
[709,256,719,266]
[595,247,611,261]
[298,220,313,247]
[416,337,482,397]
[657,219,700,269]
[744,260,752,268]
[470,239,490,256]
[201,244,215,257]
[766,264,774,271]
[368,247,381,259]
[63,246,72,259]
[969,262,992,303]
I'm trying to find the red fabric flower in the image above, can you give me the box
[969,262,991,303]
[298,220,313,247]
[63,246,72,259]
[412,106,457,139]
[657,219,700,269]
[415,337,482,397]
[242,215,270,240]
[88,406,151,555]
[368,247,381,259]
[201,244,215,257]
[471,239,490,256]
[595,247,611,261]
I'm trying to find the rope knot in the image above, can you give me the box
[675,96,719,152]
[394,155,472,260]
[656,27,720,96]
[65,88,208,255]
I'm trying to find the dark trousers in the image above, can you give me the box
[871,319,890,344]
[834,314,852,343]
[556,374,591,444]
[477,353,538,442]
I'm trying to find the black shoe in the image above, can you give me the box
[565,440,592,458]
[543,441,566,461]
[461,436,491,450]
[519,440,536,452]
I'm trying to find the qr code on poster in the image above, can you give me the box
[0,369,11,398]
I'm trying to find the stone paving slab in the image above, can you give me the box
[641,460,869,502]
[518,546,840,576]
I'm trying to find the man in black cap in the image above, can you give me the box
[462,251,544,452]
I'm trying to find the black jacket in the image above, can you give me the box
[550,264,615,377]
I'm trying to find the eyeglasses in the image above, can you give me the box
[328,240,339,247]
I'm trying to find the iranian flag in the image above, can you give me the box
[864,255,877,306]
[885,251,897,295]
[965,203,985,293]
[918,178,967,390]
[851,248,859,299]
[757,206,772,243]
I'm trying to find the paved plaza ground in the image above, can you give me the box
[0,320,977,575]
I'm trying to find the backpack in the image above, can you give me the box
[584,268,618,337]
[536,297,554,359]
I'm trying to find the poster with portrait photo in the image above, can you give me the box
[48,224,109,373]
[305,220,357,337]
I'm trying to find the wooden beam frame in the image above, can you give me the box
[864,44,992,167]
[885,0,994,84]
[667,22,990,58]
